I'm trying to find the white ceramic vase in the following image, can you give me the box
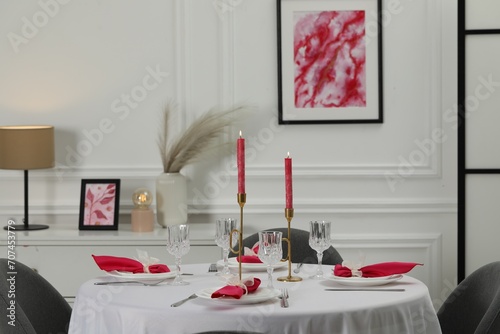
[155,173,188,227]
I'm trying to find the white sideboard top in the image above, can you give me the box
[0,221,216,246]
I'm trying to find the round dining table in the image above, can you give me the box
[68,262,442,334]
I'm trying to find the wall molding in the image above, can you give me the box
[209,0,444,178]
[0,0,446,182]
[187,199,457,214]
[0,157,447,181]
[334,233,443,299]
[218,0,235,107]
[0,198,457,216]
[174,0,191,127]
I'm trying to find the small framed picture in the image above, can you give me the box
[78,179,120,230]
[277,0,383,124]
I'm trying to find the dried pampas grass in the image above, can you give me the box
[158,102,250,173]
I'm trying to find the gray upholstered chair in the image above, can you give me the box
[437,261,500,334]
[229,227,343,265]
[0,259,72,334]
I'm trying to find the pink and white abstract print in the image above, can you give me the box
[294,10,366,109]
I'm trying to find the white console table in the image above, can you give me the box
[0,222,220,304]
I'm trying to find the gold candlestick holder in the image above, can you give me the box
[278,208,302,282]
[229,193,246,281]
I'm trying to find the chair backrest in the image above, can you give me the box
[0,293,36,334]
[0,259,72,334]
[229,227,343,265]
[437,261,500,334]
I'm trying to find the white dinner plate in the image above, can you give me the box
[105,270,177,281]
[326,274,403,287]
[218,258,288,271]
[196,287,281,305]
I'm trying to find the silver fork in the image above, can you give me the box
[94,278,170,286]
[280,288,289,308]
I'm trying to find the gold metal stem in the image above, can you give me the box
[278,208,302,282]
[237,193,246,281]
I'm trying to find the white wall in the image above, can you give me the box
[0,0,457,307]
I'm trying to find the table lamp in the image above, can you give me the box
[131,188,154,232]
[0,125,55,230]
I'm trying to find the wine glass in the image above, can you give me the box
[215,218,237,275]
[309,221,331,279]
[166,224,190,285]
[258,231,283,289]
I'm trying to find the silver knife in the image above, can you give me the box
[325,288,405,292]
[170,293,198,307]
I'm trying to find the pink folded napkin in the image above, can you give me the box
[334,262,422,278]
[236,243,263,263]
[211,277,261,299]
[237,255,263,263]
[92,255,170,273]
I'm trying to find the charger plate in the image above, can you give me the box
[327,274,403,287]
[196,287,280,305]
[105,270,176,281]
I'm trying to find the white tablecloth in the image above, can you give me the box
[68,263,442,334]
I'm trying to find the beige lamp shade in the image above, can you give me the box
[0,125,55,170]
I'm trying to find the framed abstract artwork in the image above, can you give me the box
[78,179,121,230]
[277,0,383,124]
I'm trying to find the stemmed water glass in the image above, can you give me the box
[215,218,237,275]
[257,231,283,289]
[309,221,331,279]
[166,224,190,285]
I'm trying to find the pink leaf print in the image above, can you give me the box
[86,189,94,202]
[93,210,107,219]
[100,196,114,205]
[84,183,116,225]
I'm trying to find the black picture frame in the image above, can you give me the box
[277,0,383,124]
[78,179,120,230]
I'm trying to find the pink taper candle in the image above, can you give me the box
[285,152,293,209]
[237,131,245,194]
